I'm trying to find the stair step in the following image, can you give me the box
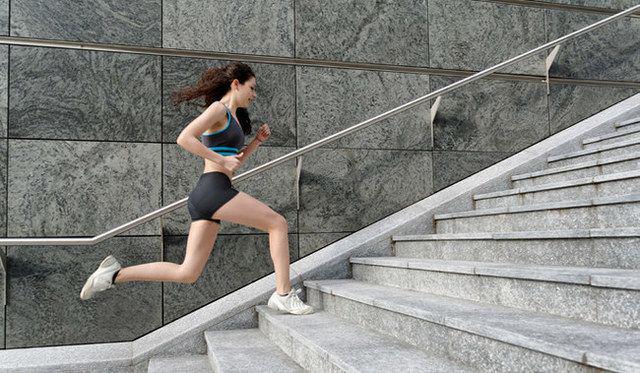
[304,279,640,373]
[147,355,212,373]
[583,126,640,149]
[474,169,640,209]
[391,228,640,269]
[351,257,640,329]
[256,305,471,372]
[547,137,640,168]
[434,193,640,234]
[615,117,640,130]
[511,150,640,188]
[204,329,304,372]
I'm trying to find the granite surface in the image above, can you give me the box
[9,47,161,142]
[0,0,7,36]
[163,56,296,147]
[549,83,638,134]
[296,66,431,150]
[7,139,162,236]
[429,0,547,75]
[546,9,640,81]
[0,45,6,138]
[298,232,352,258]
[307,281,594,372]
[0,245,4,349]
[162,144,298,235]
[162,233,298,323]
[298,148,433,232]
[0,139,5,237]
[295,0,429,66]
[163,0,294,56]
[433,151,511,191]
[10,0,161,45]
[6,236,163,348]
[431,76,548,152]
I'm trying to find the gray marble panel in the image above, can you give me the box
[298,232,352,258]
[9,47,161,142]
[163,57,296,147]
[298,148,433,233]
[543,0,639,11]
[0,247,4,349]
[429,0,547,75]
[163,233,298,323]
[0,45,6,138]
[431,76,549,152]
[0,0,6,36]
[295,0,429,66]
[0,139,5,237]
[549,83,638,133]
[10,0,161,45]
[546,9,640,81]
[8,140,161,236]
[297,66,431,150]
[433,151,510,191]
[163,0,294,56]
[6,236,162,348]
[162,144,298,235]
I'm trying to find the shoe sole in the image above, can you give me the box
[80,255,120,300]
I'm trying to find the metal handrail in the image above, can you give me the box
[2,4,638,246]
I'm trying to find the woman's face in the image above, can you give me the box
[235,76,257,108]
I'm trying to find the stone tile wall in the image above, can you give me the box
[0,0,637,348]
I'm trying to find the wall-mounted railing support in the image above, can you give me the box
[295,157,303,211]
[545,45,562,95]
[430,96,442,149]
[1,250,6,306]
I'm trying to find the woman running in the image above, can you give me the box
[80,61,314,315]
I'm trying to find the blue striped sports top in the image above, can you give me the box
[201,103,245,156]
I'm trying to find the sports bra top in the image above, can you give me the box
[201,103,245,156]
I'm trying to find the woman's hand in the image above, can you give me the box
[256,123,271,143]
[222,153,244,175]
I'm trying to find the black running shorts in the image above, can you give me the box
[187,171,239,224]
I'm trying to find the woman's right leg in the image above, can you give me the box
[114,219,220,284]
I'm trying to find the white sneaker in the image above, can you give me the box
[267,287,315,315]
[80,255,121,300]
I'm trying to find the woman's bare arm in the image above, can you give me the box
[176,102,231,166]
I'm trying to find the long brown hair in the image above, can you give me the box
[171,61,254,135]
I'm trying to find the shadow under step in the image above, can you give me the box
[392,228,640,269]
[511,151,640,188]
[547,137,640,168]
[147,354,212,373]
[615,117,640,131]
[434,193,640,234]
[305,279,640,373]
[351,257,640,329]
[256,305,472,372]
[583,125,640,149]
[474,169,640,209]
[204,329,304,372]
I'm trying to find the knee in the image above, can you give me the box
[267,213,288,232]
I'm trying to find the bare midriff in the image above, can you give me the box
[203,159,234,179]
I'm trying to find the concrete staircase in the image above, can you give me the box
[147,117,640,372]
